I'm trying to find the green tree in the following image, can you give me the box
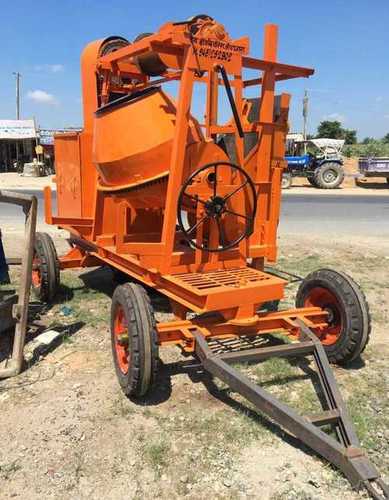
[382,133,389,143]
[362,137,374,144]
[317,120,343,139]
[343,129,357,144]
[316,120,357,144]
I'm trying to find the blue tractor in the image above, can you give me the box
[282,138,345,189]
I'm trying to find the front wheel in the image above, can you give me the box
[313,162,344,189]
[110,283,159,398]
[281,173,292,189]
[296,268,370,365]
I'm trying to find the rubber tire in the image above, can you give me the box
[112,268,129,285]
[296,268,371,365]
[281,173,292,189]
[133,32,154,43]
[307,176,317,187]
[110,283,159,398]
[32,232,60,303]
[313,163,344,189]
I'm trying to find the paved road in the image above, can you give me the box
[1,190,388,239]
[279,193,389,238]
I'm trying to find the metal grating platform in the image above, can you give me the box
[161,266,286,312]
[173,267,272,292]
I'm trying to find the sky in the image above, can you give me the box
[1,0,388,140]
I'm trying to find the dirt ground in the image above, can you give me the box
[0,173,56,191]
[0,232,388,500]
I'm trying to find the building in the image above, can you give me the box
[0,123,82,173]
[0,119,37,172]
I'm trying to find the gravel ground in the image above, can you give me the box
[0,232,387,499]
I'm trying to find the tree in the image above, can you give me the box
[362,137,374,144]
[382,133,389,143]
[343,129,357,145]
[317,120,343,139]
[316,120,357,144]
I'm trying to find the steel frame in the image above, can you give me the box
[43,23,315,330]
[45,22,312,278]
[194,321,388,499]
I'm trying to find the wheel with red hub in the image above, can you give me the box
[296,268,371,365]
[110,283,159,398]
[32,232,60,303]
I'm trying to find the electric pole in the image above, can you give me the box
[13,72,21,120]
[302,89,308,153]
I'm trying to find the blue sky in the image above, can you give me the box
[1,0,388,139]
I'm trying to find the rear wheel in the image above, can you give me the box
[307,176,317,187]
[281,173,292,189]
[32,232,60,303]
[296,268,370,365]
[313,162,344,189]
[110,283,159,398]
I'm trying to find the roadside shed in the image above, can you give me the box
[0,119,37,172]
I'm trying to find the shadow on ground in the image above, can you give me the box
[79,266,172,314]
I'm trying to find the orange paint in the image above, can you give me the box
[47,17,317,344]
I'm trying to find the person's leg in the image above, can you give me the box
[0,229,10,284]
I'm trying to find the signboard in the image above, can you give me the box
[39,128,82,145]
[190,36,248,72]
[191,37,247,63]
[39,130,55,145]
[0,119,37,139]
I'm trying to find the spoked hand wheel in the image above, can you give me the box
[177,162,257,252]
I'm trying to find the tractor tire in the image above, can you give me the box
[307,176,317,187]
[281,173,292,189]
[313,163,344,189]
[32,232,60,303]
[296,268,370,365]
[110,283,159,398]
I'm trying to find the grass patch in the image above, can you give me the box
[344,371,388,457]
[0,460,21,480]
[48,270,111,327]
[140,433,170,473]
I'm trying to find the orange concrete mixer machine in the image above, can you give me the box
[34,16,387,497]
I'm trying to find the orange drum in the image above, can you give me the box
[93,87,203,189]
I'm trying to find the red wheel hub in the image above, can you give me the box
[31,255,42,288]
[303,287,342,345]
[113,305,129,374]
